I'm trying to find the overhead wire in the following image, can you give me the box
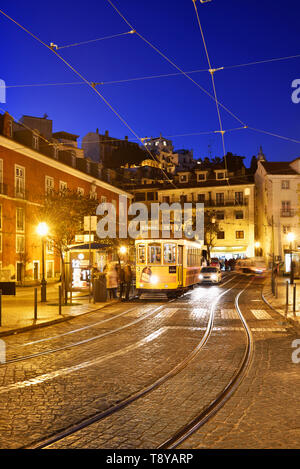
[0,8,176,188]
[56,30,135,50]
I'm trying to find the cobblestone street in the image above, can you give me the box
[0,273,299,449]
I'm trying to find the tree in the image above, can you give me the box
[204,211,220,260]
[38,189,99,303]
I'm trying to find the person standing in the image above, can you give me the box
[117,263,125,299]
[106,263,118,299]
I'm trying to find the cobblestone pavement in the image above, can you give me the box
[0,274,234,448]
[1,274,298,449]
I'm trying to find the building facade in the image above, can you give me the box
[0,112,131,284]
[255,158,300,272]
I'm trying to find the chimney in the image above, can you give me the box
[105,130,109,137]
[125,136,128,141]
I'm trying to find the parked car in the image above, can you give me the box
[199,267,222,284]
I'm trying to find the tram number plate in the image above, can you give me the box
[169,266,177,273]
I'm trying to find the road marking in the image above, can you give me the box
[156,308,179,318]
[251,309,272,320]
[191,308,207,317]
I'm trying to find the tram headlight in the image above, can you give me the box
[150,275,159,285]
[211,274,218,281]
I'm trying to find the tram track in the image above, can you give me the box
[23,274,240,449]
[158,277,254,449]
[2,276,235,365]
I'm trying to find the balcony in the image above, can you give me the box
[204,199,248,208]
[280,209,295,218]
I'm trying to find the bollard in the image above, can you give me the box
[58,286,62,315]
[0,290,2,327]
[293,284,297,316]
[285,281,289,317]
[34,288,38,320]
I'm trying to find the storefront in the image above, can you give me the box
[210,245,248,260]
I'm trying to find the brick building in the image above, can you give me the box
[0,112,131,284]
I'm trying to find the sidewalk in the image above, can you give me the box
[0,283,120,337]
[262,275,300,327]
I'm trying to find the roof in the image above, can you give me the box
[260,161,298,175]
[53,131,79,141]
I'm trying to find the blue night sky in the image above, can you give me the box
[1,0,300,166]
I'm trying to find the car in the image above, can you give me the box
[199,266,222,284]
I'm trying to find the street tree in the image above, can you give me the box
[38,189,99,302]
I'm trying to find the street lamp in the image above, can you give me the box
[287,232,295,284]
[119,246,127,255]
[36,222,49,302]
[255,241,261,257]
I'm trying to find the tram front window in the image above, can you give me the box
[164,243,176,264]
[148,244,162,264]
[138,244,146,264]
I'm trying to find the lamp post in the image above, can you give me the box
[254,241,261,257]
[37,222,49,302]
[287,232,295,285]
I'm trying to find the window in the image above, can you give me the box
[283,226,291,234]
[217,231,225,239]
[197,173,206,181]
[235,192,244,205]
[198,194,205,203]
[47,239,54,254]
[164,243,176,264]
[180,175,187,182]
[236,231,244,239]
[45,176,54,195]
[16,234,25,253]
[216,211,225,220]
[162,196,170,204]
[216,172,225,180]
[282,180,290,190]
[137,244,146,264]
[147,192,155,201]
[15,166,25,197]
[135,192,146,202]
[148,243,161,264]
[16,207,25,232]
[46,260,54,279]
[216,193,225,206]
[77,187,84,196]
[33,135,39,150]
[235,211,244,220]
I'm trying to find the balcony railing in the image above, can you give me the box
[203,199,248,208]
[280,209,295,218]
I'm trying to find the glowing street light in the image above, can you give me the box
[119,246,127,255]
[36,222,49,302]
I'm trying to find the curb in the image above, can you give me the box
[261,286,300,330]
[0,299,121,338]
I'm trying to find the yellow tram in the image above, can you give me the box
[135,239,206,296]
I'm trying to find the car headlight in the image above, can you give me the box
[150,275,159,285]
[211,274,218,281]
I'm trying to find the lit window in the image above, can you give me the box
[164,243,176,264]
[148,243,161,264]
